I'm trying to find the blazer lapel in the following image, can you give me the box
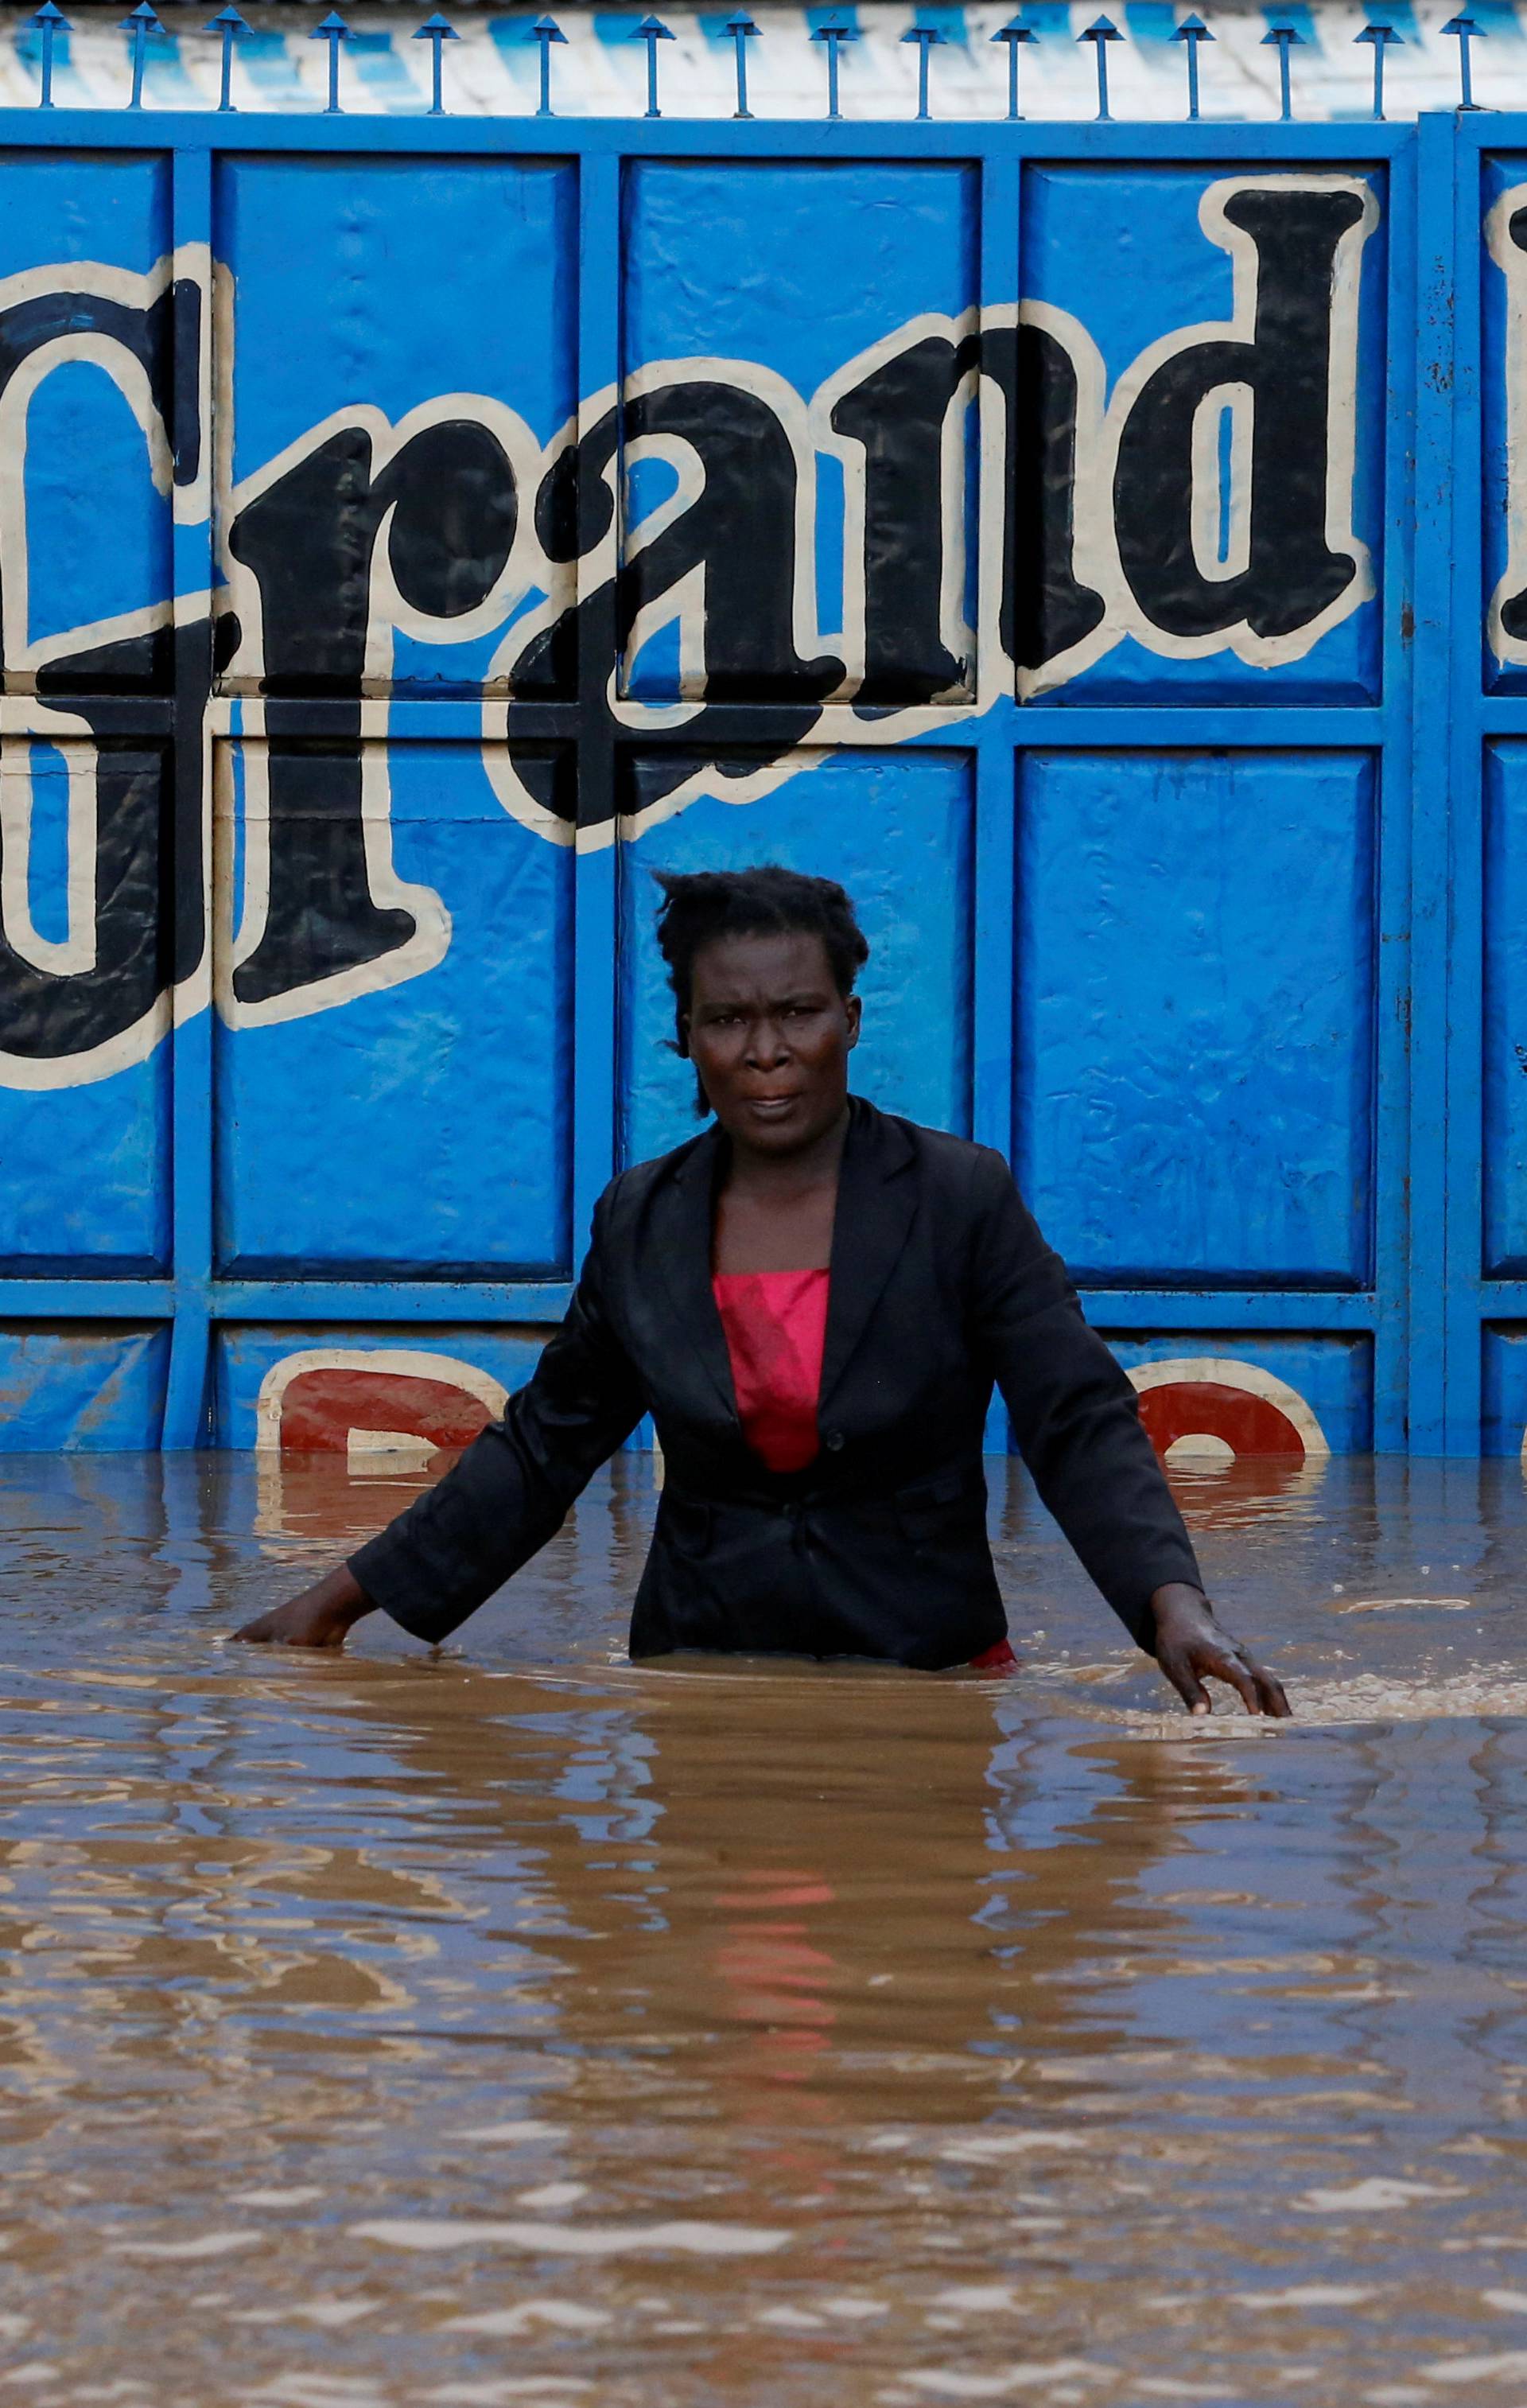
[818,1098,919,1414]
[647,1122,740,1425]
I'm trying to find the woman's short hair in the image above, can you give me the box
[653,865,869,1111]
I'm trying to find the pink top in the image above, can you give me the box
[712,1268,830,1475]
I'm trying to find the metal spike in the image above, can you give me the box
[530,14,565,118]
[312,10,349,116]
[630,14,674,121]
[413,13,458,119]
[1260,21,1304,122]
[27,1,68,111]
[119,0,160,112]
[1354,20,1400,123]
[1442,14,1482,110]
[991,15,1035,123]
[207,7,247,115]
[900,22,946,123]
[810,14,859,124]
[1169,13,1212,123]
[725,10,759,119]
[1078,15,1121,123]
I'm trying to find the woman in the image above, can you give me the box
[234,866,1289,1717]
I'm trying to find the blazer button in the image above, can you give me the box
[824,1430,845,1453]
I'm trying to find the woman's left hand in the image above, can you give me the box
[1148,1582,1291,1718]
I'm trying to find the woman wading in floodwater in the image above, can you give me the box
[235,868,1289,1716]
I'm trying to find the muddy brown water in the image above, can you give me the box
[3,1449,1527,2406]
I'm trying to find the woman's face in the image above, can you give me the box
[685,929,861,1157]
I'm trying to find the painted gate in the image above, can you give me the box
[0,105,1519,1457]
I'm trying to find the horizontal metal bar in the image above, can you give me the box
[0,110,1416,162]
[0,1282,572,1325]
[1010,707,1386,749]
[207,1281,575,1323]
[1444,109,1527,158]
[1475,1286,1527,1319]
[0,695,176,736]
[205,700,1390,752]
[0,1282,1381,1332]
[0,1280,176,1318]
[0,1281,1377,1339]
[213,694,577,741]
[1082,1290,1377,1331]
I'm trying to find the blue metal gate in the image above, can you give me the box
[1430,111,1527,1454]
[0,97,1471,1459]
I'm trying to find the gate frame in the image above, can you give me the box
[1425,108,1527,1457]
[0,108,1421,1449]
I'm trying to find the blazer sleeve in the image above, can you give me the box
[966,1149,1203,1651]
[348,1186,647,1646]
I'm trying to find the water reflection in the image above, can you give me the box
[1162,1449,1328,1535]
[2,1449,1527,2403]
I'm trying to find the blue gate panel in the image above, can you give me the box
[1018,164,1386,707]
[0,146,167,280]
[0,149,173,693]
[1016,749,1376,1288]
[0,741,172,1268]
[1480,740,1527,1276]
[1481,1327,1527,1456]
[213,739,574,1278]
[0,1058,170,1270]
[618,748,973,1169]
[215,153,579,698]
[25,353,173,682]
[0,1324,169,1449]
[619,159,977,704]
[1107,1331,1374,1454]
[1482,154,1527,693]
[212,1322,550,1449]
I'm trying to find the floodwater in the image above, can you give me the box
[3,1451,1527,2407]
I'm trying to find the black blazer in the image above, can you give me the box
[350,1098,1203,1671]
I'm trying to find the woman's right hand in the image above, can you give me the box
[1148,1581,1291,1717]
[231,1564,375,1650]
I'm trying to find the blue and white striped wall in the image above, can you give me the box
[0,2,1515,123]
